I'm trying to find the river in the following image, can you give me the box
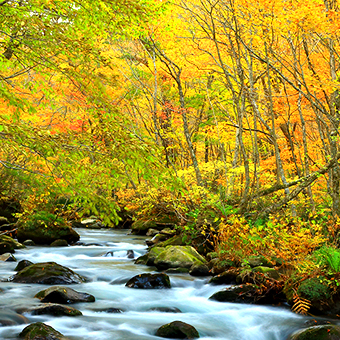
[0,228,318,339]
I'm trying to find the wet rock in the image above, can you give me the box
[209,284,258,304]
[189,263,210,276]
[134,246,164,266]
[81,218,104,229]
[23,239,35,246]
[0,252,16,262]
[0,235,25,254]
[127,250,134,258]
[288,324,340,340]
[125,273,171,289]
[15,260,34,271]
[104,250,114,257]
[0,309,29,326]
[35,286,95,304]
[154,245,207,271]
[156,320,199,339]
[149,307,182,313]
[9,262,87,284]
[146,233,168,246]
[153,235,185,247]
[91,307,123,313]
[29,303,82,317]
[208,258,235,275]
[17,219,79,245]
[208,269,239,285]
[19,322,70,340]
[50,239,68,247]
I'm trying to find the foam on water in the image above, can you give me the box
[0,228,319,340]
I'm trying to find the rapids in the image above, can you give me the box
[0,228,320,339]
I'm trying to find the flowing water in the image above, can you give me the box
[0,228,325,339]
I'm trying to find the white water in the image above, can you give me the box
[0,229,319,339]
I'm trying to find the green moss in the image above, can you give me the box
[297,277,331,301]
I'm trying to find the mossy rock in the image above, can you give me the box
[288,325,340,340]
[9,262,87,284]
[297,277,331,302]
[246,256,274,268]
[135,246,165,266]
[209,269,239,285]
[35,286,95,303]
[153,235,185,248]
[19,322,70,339]
[50,239,68,247]
[15,260,34,271]
[252,266,280,280]
[29,303,82,317]
[154,245,207,271]
[0,235,25,255]
[156,320,199,339]
[17,212,79,245]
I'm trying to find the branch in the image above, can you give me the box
[257,152,340,217]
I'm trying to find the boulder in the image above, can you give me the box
[50,239,68,247]
[17,225,79,245]
[156,321,199,339]
[125,273,171,289]
[23,239,35,246]
[35,286,95,304]
[135,246,164,266]
[15,260,34,271]
[288,325,340,340]
[252,266,280,280]
[0,309,29,326]
[153,235,185,247]
[209,284,258,304]
[0,252,16,262]
[9,262,87,284]
[127,250,134,258]
[29,303,82,317]
[0,235,25,254]
[246,256,274,268]
[19,322,70,340]
[189,264,210,276]
[208,269,239,285]
[154,246,207,271]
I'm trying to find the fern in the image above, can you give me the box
[292,293,311,315]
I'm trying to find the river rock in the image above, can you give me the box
[0,235,25,254]
[131,218,158,235]
[15,260,34,271]
[209,284,258,304]
[0,309,29,326]
[208,269,239,285]
[125,273,171,289]
[154,246,207,271]
[17,223,79,245]
[156,320,199,339]
[9,262,87,284]
[146,228,159,236]
[252,266,280,280]
[23,239,35,246]
[50,239,68,247]
[189,263,210,276]
[0,252,16,262]
[19,322,70,340]
[29,303,82,316]
[35,286,95,303]
[127,250,134,258]
[135,246,165,266]
[288,325,340,340]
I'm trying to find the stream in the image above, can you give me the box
[0,228,326,339]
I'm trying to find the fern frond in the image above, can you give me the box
[292,293,311,315]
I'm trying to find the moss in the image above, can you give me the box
[289,325,340,340]
[297,277,331,301]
